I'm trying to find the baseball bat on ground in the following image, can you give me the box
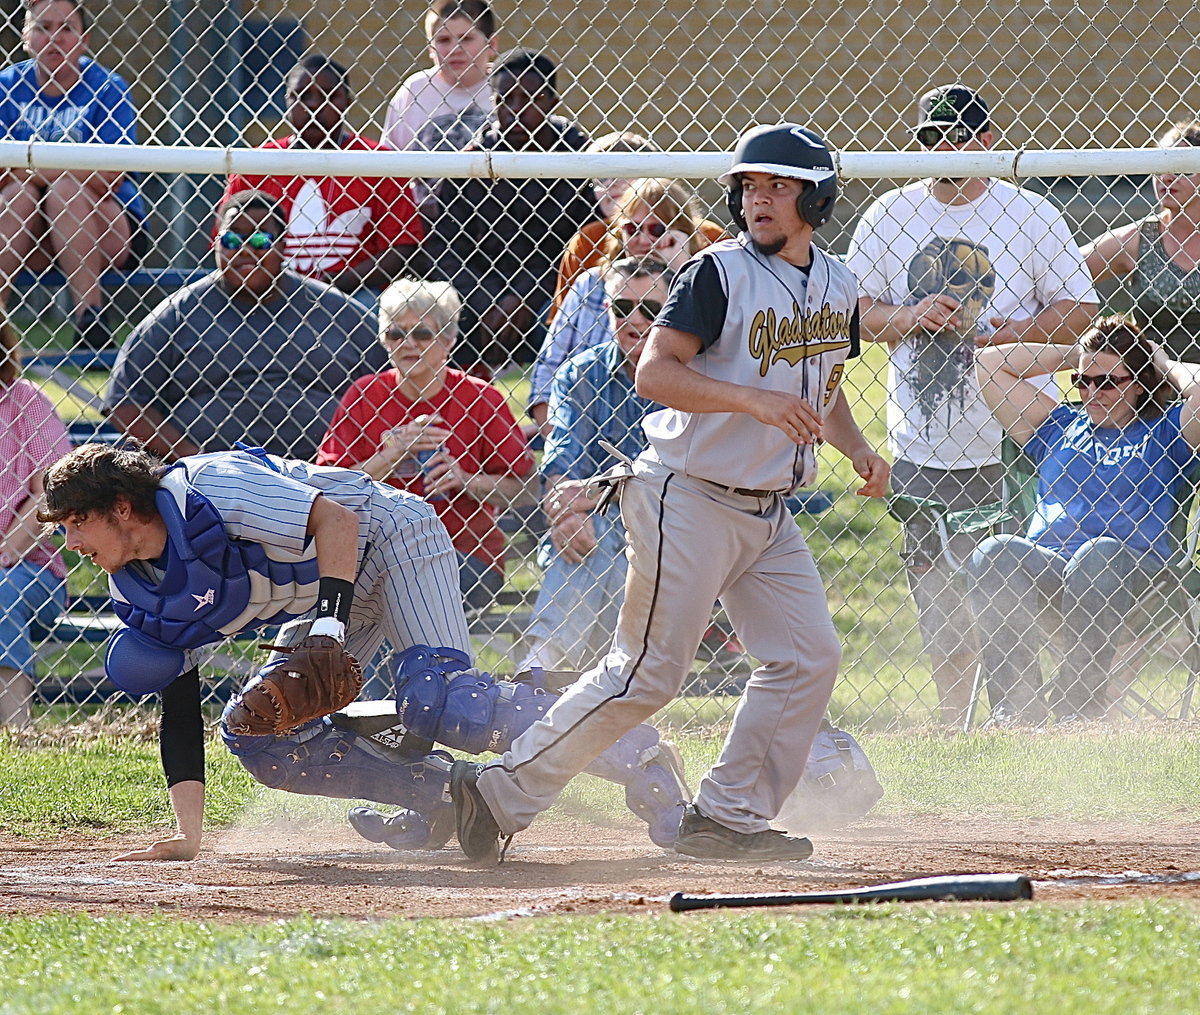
[669,873,1033,912]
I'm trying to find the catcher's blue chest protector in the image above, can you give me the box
[112,465,319,650]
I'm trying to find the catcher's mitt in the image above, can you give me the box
[225,635,363,736]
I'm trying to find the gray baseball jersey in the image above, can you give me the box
[476,233,862,842]
[645,236,859,490]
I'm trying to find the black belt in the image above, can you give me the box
[692,475,786,498]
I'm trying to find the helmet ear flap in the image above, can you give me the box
[798,177,838,229]
[726,181,747,232]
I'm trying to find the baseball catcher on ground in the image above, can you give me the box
[39,442,690,858]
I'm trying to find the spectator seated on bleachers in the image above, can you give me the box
[424,47,597,370]
[519,259,670,672]
[316,278,535,614]
[220,54,424,302]
[529,178,722,435]
[970,318,1200,725]
[103,189,386,462]
[0,0,147,349]
[0,314,71,727]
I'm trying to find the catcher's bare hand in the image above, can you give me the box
[112,834,200,862]
[224,635,363,736]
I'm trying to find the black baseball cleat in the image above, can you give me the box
[673,805,814,861]
[449,760,507,863]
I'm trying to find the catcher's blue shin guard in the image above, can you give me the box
[582,723,691,848]
[394,645,691,846]
[222,712,455,850]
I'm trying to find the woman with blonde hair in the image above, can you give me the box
[530,178,724,432]
[0,315,71,725]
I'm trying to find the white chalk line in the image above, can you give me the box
[0,867,252,893]
[1035,868,1200,887]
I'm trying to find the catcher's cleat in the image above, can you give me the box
[450,761,509,863]
[348,806,456,851]
[673,805,814,861]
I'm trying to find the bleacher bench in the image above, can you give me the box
[18,267,209,409]
[13,267,211,292]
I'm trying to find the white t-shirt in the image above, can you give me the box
[382,67,491,151]
[846,179,1097,469]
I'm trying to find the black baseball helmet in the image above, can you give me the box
[720,123,839,231]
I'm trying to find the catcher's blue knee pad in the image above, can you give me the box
[217,650,296,752]
[584,723,690,848]
[393,644,555,754]
[392,644,688,846]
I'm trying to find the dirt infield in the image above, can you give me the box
[2,813,1199,921]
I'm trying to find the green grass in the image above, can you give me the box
[1,905,1199,1014]
[5,725,1200,840]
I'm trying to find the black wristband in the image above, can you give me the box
[317,576,355,624]
[160,666,205,787]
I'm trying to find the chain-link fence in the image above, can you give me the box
[3,0,1200,733]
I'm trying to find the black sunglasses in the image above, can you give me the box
[219,229,276,252]
[915,125,978,148]
[1071,371,1136,392]
[621,220,668,240]
[382,326,439,344]
[610,298,663,320]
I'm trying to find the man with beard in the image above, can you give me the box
[103,190,385,461]
[845,84,1097,724]
[448,123,889,863]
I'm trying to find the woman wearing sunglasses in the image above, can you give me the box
[528,178,716,435]
[969,317,1200,725]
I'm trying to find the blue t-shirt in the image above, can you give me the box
[0,57,145,222]
[1025,402,1197,561]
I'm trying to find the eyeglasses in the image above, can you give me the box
[219,229,276,252]
[382,326,439,344]
[1071,371,1136,392]
[915,125,978,148]
[610,298,663,320]
[621,220,668,240]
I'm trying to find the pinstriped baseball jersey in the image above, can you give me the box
[646,236,859,491]
[111,449,470,663]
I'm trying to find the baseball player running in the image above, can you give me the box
[450,123,890,863]
[39,443,687,859]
